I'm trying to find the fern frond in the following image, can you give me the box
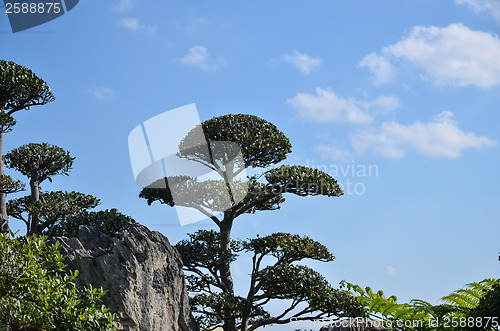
[410,299,433,308]
[441,278,500,309]
[379,302,402,315]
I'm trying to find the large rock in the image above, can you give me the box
[54,224,199,331]
[320,318,387,331]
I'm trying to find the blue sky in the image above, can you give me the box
[2,0,500,329]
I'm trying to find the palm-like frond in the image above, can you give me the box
[442,278,500,309]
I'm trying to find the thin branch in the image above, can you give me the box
[274,299,300,320]
[252,253,266,294]
[7,101,51,115]
[183,203,221,227]
[249,307,334,331]
[184,267,222,291]
[254,297,271,307]
[179,155,217,173]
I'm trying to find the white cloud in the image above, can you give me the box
[359,52,396,85]
[285,50,323,74]
[87,87,116,99]
[456,0,500,24]
[112,0,133,12]
[287,87,400,124]
[384,265,397,276]
[178,46,226,71]
[119,17,157,33]
[314,145,353,161]
[352,111,497,158]
[361,24,500,88]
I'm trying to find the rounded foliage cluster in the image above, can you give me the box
[244,232,334,263]
[200,114,292,168]
[5,142,74,180]
[265,165,343,197]
[176,230,241,268]
[8,191,101,233]
[0,60,55,114]
[0,174,25,194]
[0,111,16,133]
[46,209,137,239]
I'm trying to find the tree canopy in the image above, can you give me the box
[0,60,55,116]
[179,114,292,168]
[8,191,100,234]
[46,209,137,239]
[5,143,74,182]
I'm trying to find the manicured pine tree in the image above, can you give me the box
[140,114,363,331]
[0,60,55,233]
[5,143,99,235]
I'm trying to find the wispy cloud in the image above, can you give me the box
[87,87,116,100]
[456,0,500,24]
[351,111,497,158]
[119,17,157,33]
[314,145,353,161]
[285,50,323,74]
[178,46,226,71]
[360,23,500,88]
[384,265,397,276]
[287,87,400,124]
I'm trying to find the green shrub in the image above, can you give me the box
[45,209,136,239]
[0,232,117,330]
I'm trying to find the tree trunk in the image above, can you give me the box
[240,315,249,331]
[220,214,237,331]
[28,171,41,236]
[0,130,8,233]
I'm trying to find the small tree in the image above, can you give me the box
[0,60,55,233]
[0,231,117,330]
[140,114,362,330]
[5,143,99,235]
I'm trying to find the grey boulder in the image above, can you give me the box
[54,223,199,331]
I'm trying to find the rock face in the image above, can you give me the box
[320,318,387,331]
[55,224,199,331]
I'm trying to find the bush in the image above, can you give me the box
[0,232,117,330]
[45,209,136,239]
